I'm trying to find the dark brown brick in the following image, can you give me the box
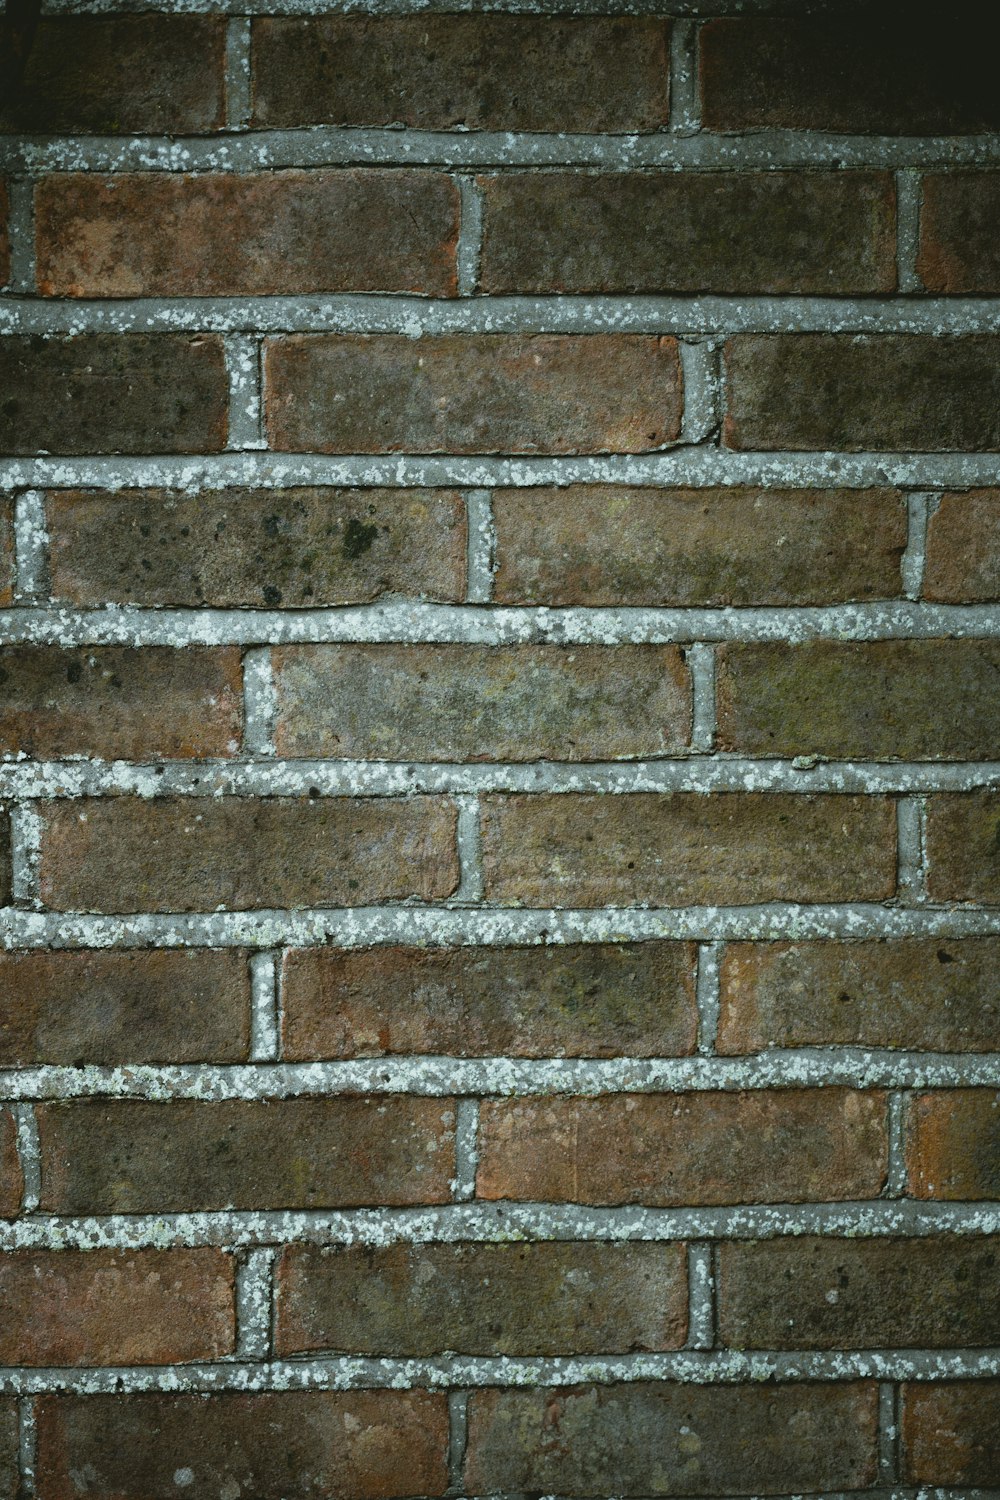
[477,1090,887,1206]
[481,793,896,906]
[924,490,1000,602]
[906,1090,1000,1199]
[37,172,459,298]
[0,335,228,456]
[718,1237,1000,1349]
[282,942,698,1060]
[265,334,682,455]
[0,646,243,759]
[918,172,1000,292]
[480,171,896,295]
[0,1107,23,1218]
[38,796,458,912]
[724,335,1000,452]
[36,1391,448,1500]
[0,16,225,134]
[0,496,12,606]
[901,1381,1000,1485]
[0,1401,18,1497]
[717,640,1000,760]
[271,644,691,760]
[0,949,250,1065]
[492,486,906,606]
[47,488,467,607]
[37,1098,456,1213]
[465,1382,878,1496]
[0,1250,234,1365]
[251,16,670,132]
[275,1242,687,1356]
[718,939,1000,1054]
[926,792,1000,903]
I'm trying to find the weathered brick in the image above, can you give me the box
[38,1098,455,1213]
[906,1090,1000,1199]
[275,1242,687,1356]
[926,792,1000,903]
[718,939,1000,1054]
[47,488,467,607]
[251,16,670,132]
[37,172,459,298]
[0,335,228,456]
[700,13,1000,134]
[717,640,1000,760]
[271,644,692,760]
[924,490,1000,602]
[0,949,250,1065]
[0,646,242,759]
[38,796,458,912]
[282,942,698,1060]
[0,1106,23,1218]
[724,335,1000,452]
[464,1382,878,1496]
[492,486,906,606]
[718,1237,1000,1349]
[0,496,12,605]
[265,334,681,455]
[481,793,896,906]
[901,1381,1000,1485]
[0,1250,234,1365]
[0,17,225,133]
[36,1391,448,1500]
[480,172,895,295]
[0,1402,17,1498]
[477,1090,887,1205]
[918,172,1000,293]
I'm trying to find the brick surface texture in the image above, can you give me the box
[0,2,997,1495]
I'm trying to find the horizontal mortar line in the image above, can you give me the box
[4,294,1000,337]
[4,1200,1000,1251]
[3,451,1000,491]
[38,0,839,15]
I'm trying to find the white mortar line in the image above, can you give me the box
[9,804,42,910]
[886,1092,909,1199]
[668,19,701,135]
[896,797,927,902]
[249,950,281,1061]
[12,1104,41,1213]
[12,491,49,604]
[686,641,716,752]
[454,796,484,903]
[464,489,495,604]
[694,941,721,1057]
[6,178,35,294]
[896,170,923,295]
[685,1243,714,1350]
[901,493,936,601]
[446,1389,469,1496]
[18,1397,36,1499]
[878,1381,900,1483]
[456,177,483,297]
[235,1246,276,1359]
[241,646,278,755]
[39,0,830,14]
[452,1098,480,1204]
[225,17,253,130]
[225,332,266,450]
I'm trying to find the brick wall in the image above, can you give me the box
[1,2,999,1495]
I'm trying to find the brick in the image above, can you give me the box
[0,17,225,133]
[251,16,670,132]
[0,949,250,1065]
[281,942,698,1060]
[492,485,906,606]
[724,335,1000,452]
[464,1382,878,1496]
[718,1237,1000,1349]
[924,490,1000,602]
[35,1391,448,1500]
[0,646,242,759]
[901,1381,1000,1485]
[0,496,12,605]
[480,172,895,295]
[918,172,1000,293]
[265,334,681,455]
[0,1402,17,1499]
[716,640,1000,760]
[275,1241,687,1356]
[0,1106,23,1218]
[481,793,896,906]
[0,335,228,456]
[38,796,458,912]
[0,1249,234,1365]
[718,939,1000,1054]
[906,1090,1000,1199]
[37,172,459,298]
[926,792,1000,903]
[271,644,692,760]
[700,12,1000,135]
[47,487,467,607]
[477,1090,887,1205]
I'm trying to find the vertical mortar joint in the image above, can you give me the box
[249,949,281,1061]
[669,20,702,136]
[685,1242,715,1350]
[456,176,483,297]
[895,169,923,294]
[687,642,717,755]
[465,489,495,604]
[225,17,253,130]
[225,333,266,451]
[695,940,721,1055]
[454,795,484,903]
[453,1097,480,1203]
[13,490,50,604]
[242,646,277,757]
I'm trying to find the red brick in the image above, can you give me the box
[926,792,1000,903]
[0,1250,234,1365]
[271,644,691,760]
[477,1090,887,1206]
[0,495,12,605]
[282,942,698,1060]
[0,1106,23,1218]
[480,793,896,906]
[251,16,670,132]
[901,1381,1000,1485]
[924,490,1000,602]
[276,1241,687,1356]
[906,1090,1000,1199]
[37,172,459,298]
[0,646,242,759]
[918,172,1000,293]
[35,1391,448,1500]
[37,796,458,912]
[265,334,682,455]
[0,949,250,1065]
[37,1098,456,1212]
